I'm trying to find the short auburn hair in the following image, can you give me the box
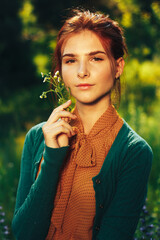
[52,9,128,106]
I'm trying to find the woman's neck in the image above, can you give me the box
[76,99,111,135]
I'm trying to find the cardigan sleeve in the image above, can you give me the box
[12,125,69,240]
[96,140,153,240]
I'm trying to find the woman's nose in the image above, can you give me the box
[77,61,90,79]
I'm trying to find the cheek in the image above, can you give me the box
[62,64,76,86]
[61,66,68,82]
[100,68,114,84]
[62,69,71,87]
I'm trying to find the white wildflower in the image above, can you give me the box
[41,72,44,77]
[55,71,59,76]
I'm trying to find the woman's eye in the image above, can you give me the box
[65,59,75,64]
[92,57,103,62]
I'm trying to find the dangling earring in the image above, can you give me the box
[111,76,121,108]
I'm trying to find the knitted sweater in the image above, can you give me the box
[12,119,152,240]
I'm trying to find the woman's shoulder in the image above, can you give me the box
[24,122,46,149]
[27,122,45,137]
[117,120,153,163]
[121,120,152,149]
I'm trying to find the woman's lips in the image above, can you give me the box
[76,83,94,90]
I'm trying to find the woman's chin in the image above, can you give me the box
[75,94,110,106]
[75,97,96,105]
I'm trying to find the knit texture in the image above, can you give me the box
[44,105,123,240]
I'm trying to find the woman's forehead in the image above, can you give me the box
[61,30,105,55]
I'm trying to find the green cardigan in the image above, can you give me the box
[12,120,152,240]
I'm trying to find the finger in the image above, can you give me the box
[48,100,72,121]
[48,110,77,124]
[54,119,75,135]
[47,124,73,138]
[44,119,75,135]
[61,117,69,123]
[54,100,72,112]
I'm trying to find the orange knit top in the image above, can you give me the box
[37,105,123,240]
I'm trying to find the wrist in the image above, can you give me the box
[44,139,60,148]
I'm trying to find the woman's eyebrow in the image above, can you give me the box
[62,53,75,58]
[62,51,106,58]
[88,51,106,56]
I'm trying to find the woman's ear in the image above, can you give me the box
[115,57,125,79]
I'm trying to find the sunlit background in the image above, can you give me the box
[0,0,160,239]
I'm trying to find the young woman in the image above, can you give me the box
[12,9,153,240]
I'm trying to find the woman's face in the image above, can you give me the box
[61,30,123,106]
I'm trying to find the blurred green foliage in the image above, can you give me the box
[0,0,160,239]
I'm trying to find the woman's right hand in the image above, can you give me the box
[42,100,77,148]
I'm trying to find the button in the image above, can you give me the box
[95,226,100,231]
[99,204,104,209]
[96,179,101,184]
